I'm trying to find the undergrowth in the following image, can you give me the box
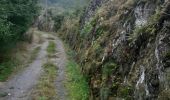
[65,46,89,100]
[0,59,19,81]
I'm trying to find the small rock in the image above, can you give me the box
[8,93,11,96]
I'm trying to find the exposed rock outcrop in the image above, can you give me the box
[60,0,170,99]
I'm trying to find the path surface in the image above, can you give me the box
[54,36,68,100]
[0,33,49,100]
[0,32,68,100]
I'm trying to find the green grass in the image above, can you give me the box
[0,59,19,81]
[65,60,89,100]
[47,41,56,54]
[31,62,57,100]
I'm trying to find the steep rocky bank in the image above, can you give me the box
[59,0,170,99]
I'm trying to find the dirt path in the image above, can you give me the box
[54,36,68,100]
[0,31,68,100]
[0,37,48,100]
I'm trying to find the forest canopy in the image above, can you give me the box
[0,0,39,52]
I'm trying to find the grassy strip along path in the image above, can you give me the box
[65,45,90,100]
[30,34,89,100]
[47,41,56,54]
[31,62,57,100]
[31,40,58,100]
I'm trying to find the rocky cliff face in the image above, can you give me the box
[60,0,170,99]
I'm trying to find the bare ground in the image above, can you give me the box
[54,36,68,100]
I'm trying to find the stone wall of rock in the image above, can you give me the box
[61,0,170,99]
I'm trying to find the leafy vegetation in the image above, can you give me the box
[0,0,39,52]
[53,15,64,32]
[0,59,19,81]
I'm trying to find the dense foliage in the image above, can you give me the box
[0,0,39,52]
[53,15,64,32]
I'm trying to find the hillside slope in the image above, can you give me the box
[59,0,170,99]
[39,0,89,9]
